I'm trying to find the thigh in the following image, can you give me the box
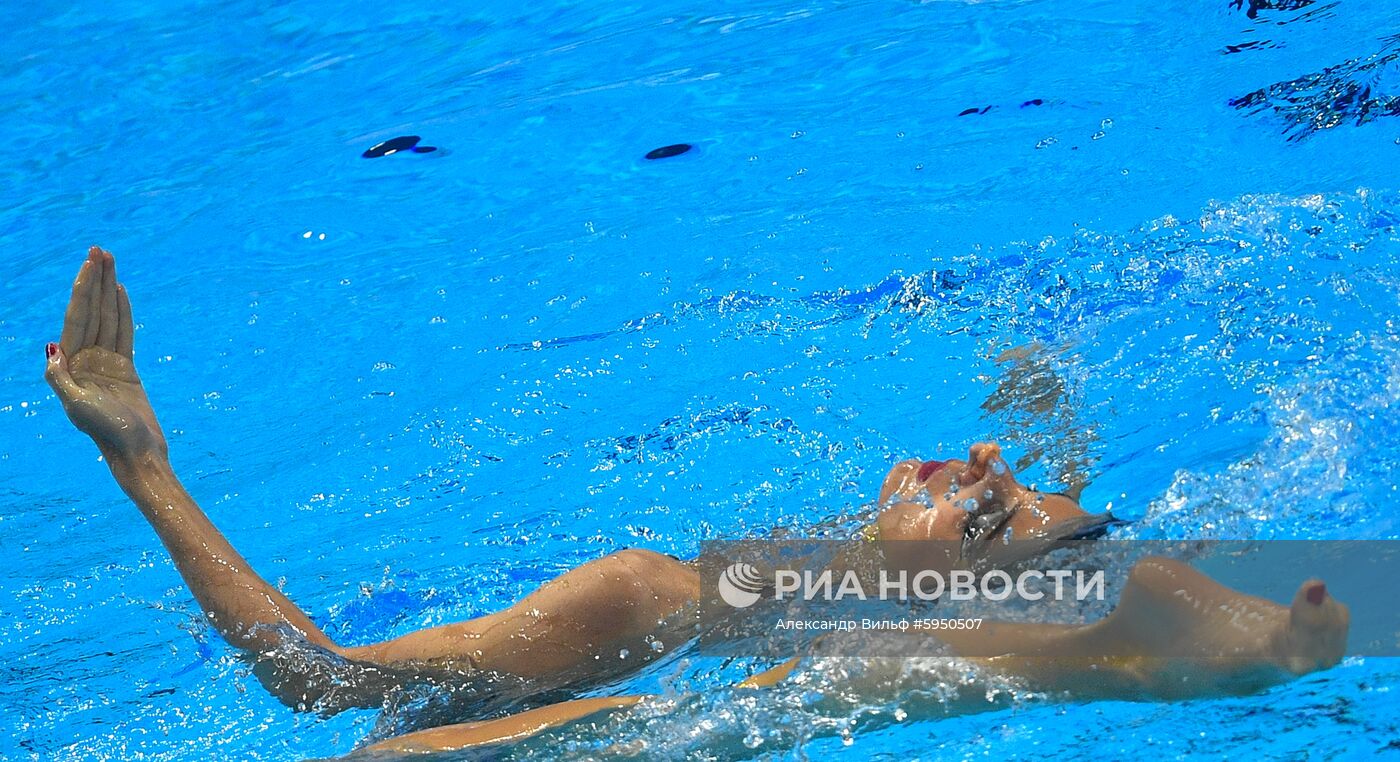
[346,549,699,678]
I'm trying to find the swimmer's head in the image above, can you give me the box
[878,442,1090,530]
[880,443,1031,503]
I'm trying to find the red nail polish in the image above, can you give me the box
[45,342,57,358]
[917,460,946,481]
[1306,583,1326,606]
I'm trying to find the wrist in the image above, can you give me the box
[106,447,175,483]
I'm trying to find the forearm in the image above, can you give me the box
[107,450,336,654]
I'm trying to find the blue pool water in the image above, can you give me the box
[3,0,1400,758]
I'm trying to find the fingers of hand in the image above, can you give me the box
[60,254,99,356]
[96,249,120,351]
[80,248,105,354]
[44,344,86,402]
[116,284,134,359]
[964,442,1004,481]
[951,479,994,514]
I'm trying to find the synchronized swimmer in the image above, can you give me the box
[45,247,1349,756]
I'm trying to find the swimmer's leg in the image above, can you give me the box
[339,560,1348,755]
[344,695,647,757]
[339,655,799,756]
[942,557,1349,699]
[344,653,799,757]
[342,549,699,684]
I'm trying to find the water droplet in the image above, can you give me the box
[619,648,630,659]
[650,640,665,652]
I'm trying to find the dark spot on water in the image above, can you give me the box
[1223,40,1276,55]
[958,106,993,116]
[1230,35,1400,141]
[362,135,438,158]
[645,143,692,160]
[1020,99,1045,108]
[1230,0,1316,19]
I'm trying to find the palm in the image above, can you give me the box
[45,248,167,459]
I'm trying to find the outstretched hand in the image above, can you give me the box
[45,247,168,461]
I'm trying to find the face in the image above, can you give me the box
[877,443,1090,541]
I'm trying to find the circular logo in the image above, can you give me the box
[717,562,765,608]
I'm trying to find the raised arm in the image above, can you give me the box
[44,247,336,657]
[43,248,703,713]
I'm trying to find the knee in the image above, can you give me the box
[607,549,698,609]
